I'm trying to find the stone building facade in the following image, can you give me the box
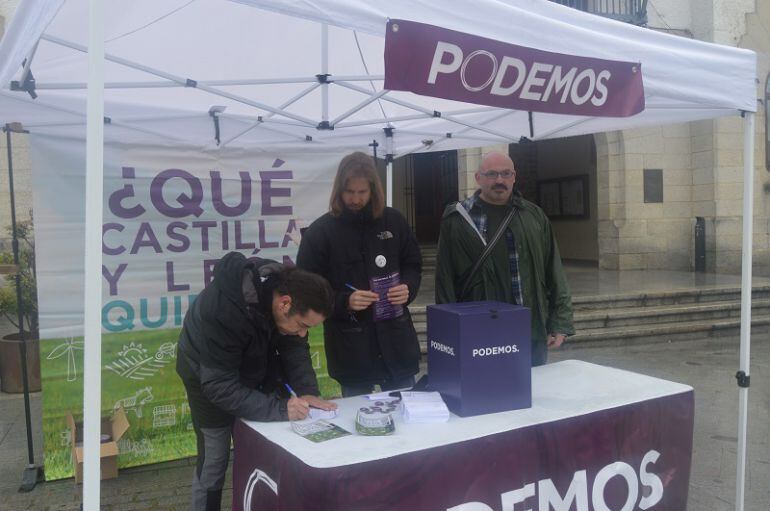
[1,0,769,274]
[0,0,32,248]
[447,1,769,275]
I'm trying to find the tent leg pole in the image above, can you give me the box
[4,125,44,492]
[735,111,754,511]
[82,0,105,508]
[321,23,329,124]
[384,128,394,208]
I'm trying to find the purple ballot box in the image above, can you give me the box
[427,301,531,417]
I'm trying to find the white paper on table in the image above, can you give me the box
[365,391,399,401]
[308,408,339,420]
[400,391,443,401]
[400,391,450,423]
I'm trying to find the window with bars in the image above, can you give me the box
[551,0,648,26]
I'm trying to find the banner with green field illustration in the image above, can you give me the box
[31,136,339,479]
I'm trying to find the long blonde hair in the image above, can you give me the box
[329,151,385,219]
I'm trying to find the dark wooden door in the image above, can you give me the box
[411,151,458,243]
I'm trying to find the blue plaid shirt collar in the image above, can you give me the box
[461,190,494,242]
[459,190,523,305]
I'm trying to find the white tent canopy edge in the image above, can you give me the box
[0,0,757,153]
[0,0,758,510]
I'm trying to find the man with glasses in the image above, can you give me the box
[435,151,574,366]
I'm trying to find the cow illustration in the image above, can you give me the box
[114,386,154,418]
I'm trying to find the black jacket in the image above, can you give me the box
[297,206,422,386]
[176,252,320,423]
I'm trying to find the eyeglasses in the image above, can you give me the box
[480,169,515,179]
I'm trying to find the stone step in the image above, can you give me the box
[408,275,770,353]
[415,315,770,354]
[420,245,437,271]
[410,297,770,327]
[567,314,770,347]
[574,299,770,329]
[418,276,770,311]
[572,285,770,311]
[409,295,770,353]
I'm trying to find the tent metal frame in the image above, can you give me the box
[1,4,757,510]
[81,1,104,507]
[2,123,45,493]
[735,111,754,511]
[30,32,522,152]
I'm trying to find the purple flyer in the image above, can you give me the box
[370,272,404,322]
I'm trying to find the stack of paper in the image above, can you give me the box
[365,391,399,401]
[308,408,339,420]
[400,391,450,423]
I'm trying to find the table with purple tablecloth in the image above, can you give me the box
[233,360,694,511]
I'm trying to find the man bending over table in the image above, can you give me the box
[176,251,337,511]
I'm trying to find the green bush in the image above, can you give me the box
[0,218,38,337]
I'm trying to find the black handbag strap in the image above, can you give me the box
[458,206,518,301]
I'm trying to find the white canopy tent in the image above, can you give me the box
[0,0,756,150]
[0,0,758,509]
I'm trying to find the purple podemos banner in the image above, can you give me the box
[233,391,693,510]
[384,19,645,118]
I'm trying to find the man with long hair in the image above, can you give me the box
[297,151,422,396]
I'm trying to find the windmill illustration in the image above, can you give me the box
[46,337,84,382]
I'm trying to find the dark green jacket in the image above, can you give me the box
[435,191,574,345]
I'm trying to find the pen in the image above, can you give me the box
[284,383,298,398]
[345,283,359,292]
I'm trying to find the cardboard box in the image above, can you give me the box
[427,301,532,417]
[66,406,130,483]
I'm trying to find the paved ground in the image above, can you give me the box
[2,333,767,510]
[562,263,770,297]
[553,336,770,511]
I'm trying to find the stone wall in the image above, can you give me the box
[596,126,692,271]
[736,0,770,276]
[0,0,20,22]
[0,129,33,250]
[0,0,33,249]
[595,0,762,274]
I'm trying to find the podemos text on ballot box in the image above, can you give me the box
[427,301,531,416]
